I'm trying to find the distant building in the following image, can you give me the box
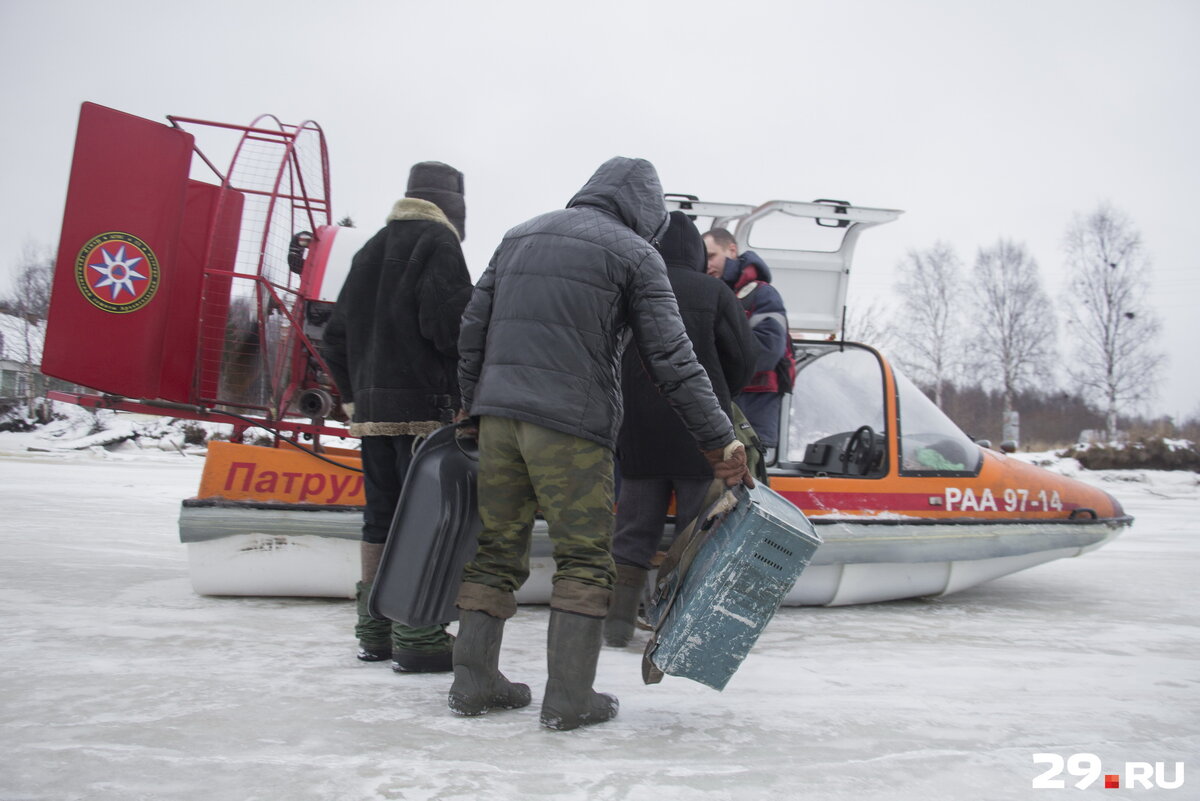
[0,311,83,409]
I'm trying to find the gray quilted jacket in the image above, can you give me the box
[458,157,733,452]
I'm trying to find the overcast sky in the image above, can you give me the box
[2,0,1196,419]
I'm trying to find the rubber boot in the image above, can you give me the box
[447,610,531,716]
[391,623,455,673]
[603,565,647,648]
[355,581,392,662]
[540,609,619,731]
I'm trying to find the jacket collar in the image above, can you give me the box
[386,197,460,240]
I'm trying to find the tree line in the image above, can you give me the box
[3,205,1192,448]
[846,202,1177,446]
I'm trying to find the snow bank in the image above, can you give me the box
[0,401,358,457]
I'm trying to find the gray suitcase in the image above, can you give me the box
[643,482,822,690]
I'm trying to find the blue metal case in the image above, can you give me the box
[644,482,822,690]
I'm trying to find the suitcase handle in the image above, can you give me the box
[453,421,480,461]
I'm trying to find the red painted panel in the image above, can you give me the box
[194,188,245,402]
[154,180,231,402]
[43,102,194,399]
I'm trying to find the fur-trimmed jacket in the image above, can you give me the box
[322,198,474,437]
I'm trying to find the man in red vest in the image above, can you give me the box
[704,228,792,452]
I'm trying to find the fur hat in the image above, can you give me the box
[406,161,465,241]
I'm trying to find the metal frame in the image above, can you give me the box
[47,390,350,442]
[167,114,336,424]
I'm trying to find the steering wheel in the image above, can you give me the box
[841,425,879,476]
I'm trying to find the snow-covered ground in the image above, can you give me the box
[0,423,1196,801]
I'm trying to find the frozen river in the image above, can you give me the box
[0,444,1195,800]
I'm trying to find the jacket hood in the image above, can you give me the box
[659,210,706,273]
[722,248,774,285]
[567,157,669,244]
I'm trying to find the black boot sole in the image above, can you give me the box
[356,643,393,662]
[392,648,454,673]
[448,687,532,717]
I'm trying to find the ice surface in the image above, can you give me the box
[0,434,1196,800]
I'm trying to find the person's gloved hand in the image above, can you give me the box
[341,402,355,422]
[453,408,478,439]
[703,440,755,488]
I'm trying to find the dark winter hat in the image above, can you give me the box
[406,161,466,240]
[657,210,706,273]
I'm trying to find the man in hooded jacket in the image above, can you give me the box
[323,161,473,673]
[604,211,756,648]
[451,157,754,730]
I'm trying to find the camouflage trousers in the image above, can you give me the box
[462,417,616,601]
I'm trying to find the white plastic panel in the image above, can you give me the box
[186,534,358,598]
[735,201,903,336]
[314,224,374,302]
[825,560,952,606]
[665,197,903,336]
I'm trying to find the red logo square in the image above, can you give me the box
[1104,774,1120,789]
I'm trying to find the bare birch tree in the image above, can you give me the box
[842,298,896,354]
[969,239,1057,424]
[891,242,963,407]
[9,246,54,318]
[1062,203,1163,441]
[3,244,55,358]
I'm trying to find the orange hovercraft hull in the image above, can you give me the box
[768,451,1128,606]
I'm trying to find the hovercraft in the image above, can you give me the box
[39,104,1130,606]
